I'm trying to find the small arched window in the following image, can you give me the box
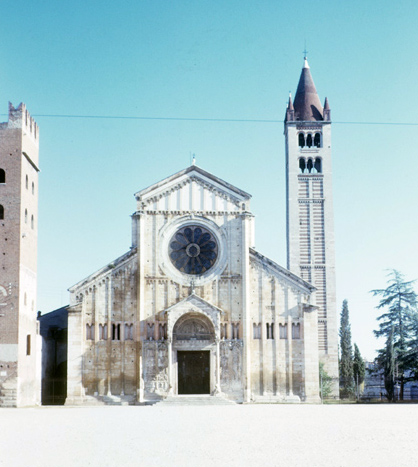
[299,158,306,173]
[31,215,34,229]
[0,169,5,183]
[0,205,4,220]
[298,133,305,148]
[32,182,35,195]
[307,158,313,173]
[306,134,313,148]
[25,209,28,223]
[314,158,322,174]
[25,175,28,189]
[314,133,321,148]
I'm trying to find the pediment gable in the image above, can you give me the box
[162,293,224,337]
[134,165,251,213]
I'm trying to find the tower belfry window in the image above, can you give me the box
[314,158,322,174]
[306,134,313,148]
[299,158,306,173]
[298,133,305,148]
[307,158,313,173]
[314,133,321,148]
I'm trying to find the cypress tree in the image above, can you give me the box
[339,299,354,398]
[353,343,365,396]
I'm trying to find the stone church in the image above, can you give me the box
[65,57,338,405]
[0,57,338,406]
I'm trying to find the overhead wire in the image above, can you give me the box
[1,113,418,125]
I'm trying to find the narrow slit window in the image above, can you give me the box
[25,175,28,189]
[0,169,5,183]
[26,335,31,355]
[279,324,288,339]
[32,182,35,195]
[31,215,34,229]
[25,209,28,224]
[253,323,261,339]
[0,205,4,220]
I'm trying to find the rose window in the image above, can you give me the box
[169,226,218,275]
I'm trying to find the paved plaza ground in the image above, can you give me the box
[1,403,417,467]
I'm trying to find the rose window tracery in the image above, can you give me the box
[169,225,218,275]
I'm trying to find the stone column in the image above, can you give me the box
[285,314,300,403]
[241,211,253,402]
[65,304,85,405]
[214,338,221,395]
[287,314,293,395]
[167,338,173,396]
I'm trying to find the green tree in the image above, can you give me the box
[319,362,333,401]
[353,343,365,397]
[371,270,417,400]
[339,300,354,398]
[384,327,395,402]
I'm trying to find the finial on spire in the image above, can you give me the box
[303,43,309,68]
[192,154,196,166]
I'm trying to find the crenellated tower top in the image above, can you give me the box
[0,102,39,146]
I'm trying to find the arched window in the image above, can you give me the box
[299,158,306,173]
[0,169,5,183]
[306,134,313,148]
[0,205,3,220]
[31,215,34,229]
[25,209,28,223]
[314,133,321,148]
[307,158,313,173]
[25,175,28,189]
[314,158,322,174]
[298,133,305,148]
[32,182,35,195]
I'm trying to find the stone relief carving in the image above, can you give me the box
[143,342,169,396]
[220,340,243,392]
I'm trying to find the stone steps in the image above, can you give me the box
[157,395,237,406]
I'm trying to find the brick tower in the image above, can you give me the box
[0,102,40,406]
[284,58,339,395]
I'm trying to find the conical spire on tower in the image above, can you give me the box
[292,58,323,121]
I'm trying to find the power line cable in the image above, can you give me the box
[1,113,418,125]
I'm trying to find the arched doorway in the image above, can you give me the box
[172,313,215,395]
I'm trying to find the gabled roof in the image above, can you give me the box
[163,292,224,316]
[250,248,316,294]
[134,165,251,202]
[293,58,324,122]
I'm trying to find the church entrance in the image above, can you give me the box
[177,351,210,395]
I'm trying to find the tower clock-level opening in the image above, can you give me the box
[177,351,210,395]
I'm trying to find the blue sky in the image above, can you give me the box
[1,0,418,359]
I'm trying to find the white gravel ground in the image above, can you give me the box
[1,404,417,467]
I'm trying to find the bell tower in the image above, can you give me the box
[284,58,338,395]
[0,102,40,406]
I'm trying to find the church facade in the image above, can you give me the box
[66,164,321,404]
